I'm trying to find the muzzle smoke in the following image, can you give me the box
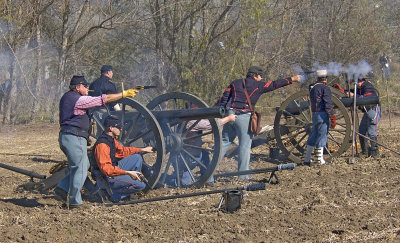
[293,60,372,83]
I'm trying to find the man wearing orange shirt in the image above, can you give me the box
[93,115,154,202]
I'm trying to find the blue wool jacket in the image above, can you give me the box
[218,76,293,111]
[89,75,118,110]
[309,82,334,116]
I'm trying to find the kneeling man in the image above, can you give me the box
[93,115,154,202]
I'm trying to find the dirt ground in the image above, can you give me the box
[0,114,399,242]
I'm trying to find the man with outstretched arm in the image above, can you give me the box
[217,66,301,179]
[54,75,139,209]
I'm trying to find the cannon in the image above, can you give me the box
[89,92,226,189]
[225,88,375,163]
[273,88,379,163]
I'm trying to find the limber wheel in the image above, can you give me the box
[146,92,222,188]
[274,88,352,163]
[91,98,166,189]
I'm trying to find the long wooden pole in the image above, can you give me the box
[385,76,392,128]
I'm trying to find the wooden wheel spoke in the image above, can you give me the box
[335,114,345,120]
[184,130,213,141]
[183,120,201,137]
[121,103,126,127]
[329,129,347,136]
[125,127,154,145]
[183,143,214,153]
[282,110,308,124]
[287,144,298,153]
[158,157,173,184]
[296,133,308,145]
[123,113,141,142]
[178,153,195,182]
[335,122,348,129]
[181,148,206,170]
[281,128,307,140]
[282,124,309,129]
[169,155,181,187]
[293,99,311,123]
[287,133,308,153]
[327,133,342,146]
[324,146,333,156]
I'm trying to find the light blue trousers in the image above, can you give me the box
[221,111,253,179]
[307,112,329,148]
[57,132,90,206]
[359,105,381,138]
[106,154,146,202]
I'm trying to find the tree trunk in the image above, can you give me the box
[3,56,17,124]
[32,12,43,119]
[305,0,315,70]
[46,0,70,122]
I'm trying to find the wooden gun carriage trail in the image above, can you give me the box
[4,88,380,193]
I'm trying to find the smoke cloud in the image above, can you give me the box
[293,60,373,83]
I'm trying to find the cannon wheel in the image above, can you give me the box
[274,88,352,163]
[146,92,222,188]
[91,98,166,189]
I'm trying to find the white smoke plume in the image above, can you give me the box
[293,60,372,83]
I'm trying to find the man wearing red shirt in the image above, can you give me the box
[93,115,154,202]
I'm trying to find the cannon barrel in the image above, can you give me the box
[0,162,46,179]
[151,107,226,120]
[339,96,380,108]
[284,96,380,115]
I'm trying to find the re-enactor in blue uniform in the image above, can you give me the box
[303,70,336,166]
[347,77,381,157]
[89,65,119,111]
[217,66,301,179]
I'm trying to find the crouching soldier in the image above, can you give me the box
[345,75,381,157]
[303,70,336,166]
[92,115,154,202]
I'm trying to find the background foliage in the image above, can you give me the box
[0,0,398,124]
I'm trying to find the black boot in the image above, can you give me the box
[359,136,369,156]
[368,136,379,157]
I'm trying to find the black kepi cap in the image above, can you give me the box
[70,75,89,86]
[101,65,113,73]
[104,115,122,129]
[247,66,264,77]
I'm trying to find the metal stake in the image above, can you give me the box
[349,77,358,164]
